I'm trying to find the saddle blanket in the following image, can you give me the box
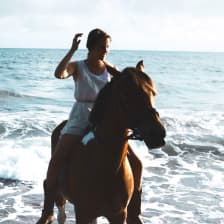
[81,131,95,145]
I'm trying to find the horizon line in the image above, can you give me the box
[0,47,224,54]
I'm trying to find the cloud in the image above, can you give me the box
[1,0,224,51]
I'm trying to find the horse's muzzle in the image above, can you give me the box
[144,137,166,149]
[138,124,166,149]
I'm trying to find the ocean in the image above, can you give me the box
[0,48,223,224]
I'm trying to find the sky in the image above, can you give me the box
[1,0,224,52]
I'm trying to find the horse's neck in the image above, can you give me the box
[94,111,129,173]
[96,97,128,140]
[95,120,128,140]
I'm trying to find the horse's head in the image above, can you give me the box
[111,61,166,149]
[89,61,166,149]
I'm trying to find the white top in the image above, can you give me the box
[61,60,111,136]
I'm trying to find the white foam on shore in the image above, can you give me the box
[0,136,50,183]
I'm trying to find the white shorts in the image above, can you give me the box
[60,101,94,136]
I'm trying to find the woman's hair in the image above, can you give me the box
[86,28,111,51]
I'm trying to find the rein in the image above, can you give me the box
[91,127,143,144]
[89,107,159,144]
[126,129,144,141]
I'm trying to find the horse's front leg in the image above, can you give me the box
[108,210,127,224]
[57,204,66,224]
[75,216,97,224]
[75,206,97,224]
[55,193,67,224]
[127,146,143,224]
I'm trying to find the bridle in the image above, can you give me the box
[91,126,143,144]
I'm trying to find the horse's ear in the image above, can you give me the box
[136,60,144,72]
[105,63,121,77]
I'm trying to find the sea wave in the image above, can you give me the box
[0,136,50,181]
[1,48,224,223]
[0,89,58,102]
[0,90,28,98]
[0,115,58,140]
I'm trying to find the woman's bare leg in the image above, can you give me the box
[127,146,143,224]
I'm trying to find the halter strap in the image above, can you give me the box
[91,127,143,144]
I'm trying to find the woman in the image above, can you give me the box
[36,28,143,224]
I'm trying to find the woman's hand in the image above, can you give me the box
[55,33,83,79]
[71,33,83,51]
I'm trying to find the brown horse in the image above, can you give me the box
[52,61,166,224]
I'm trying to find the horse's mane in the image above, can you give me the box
[89,79,114,127]
[122,68,157,96]
[89,67,156,127]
